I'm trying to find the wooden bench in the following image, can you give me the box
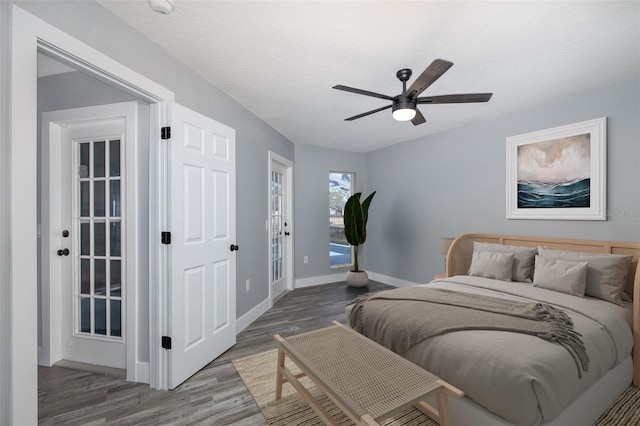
[273,321,463,425]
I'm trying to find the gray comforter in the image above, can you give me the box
[347,276,633,425]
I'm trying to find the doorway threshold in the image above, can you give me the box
[53,360,126,379]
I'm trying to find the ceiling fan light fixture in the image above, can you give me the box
[392,107,416,121]
[392,97,417,121]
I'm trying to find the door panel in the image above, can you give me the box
[271,161,289,299]
[61,118,127,369]
[168,103,236,389]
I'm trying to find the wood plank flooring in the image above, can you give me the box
[38,280,392,425]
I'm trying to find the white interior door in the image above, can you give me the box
[168,104,236,388]
[271,161,289,299]
[58,117,127,369]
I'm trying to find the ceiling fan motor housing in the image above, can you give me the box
[392,95,417,113]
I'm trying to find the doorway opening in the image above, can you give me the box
[37,53,150,383]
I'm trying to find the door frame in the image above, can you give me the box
[267,151,294,305]
[9,5,175,423]
[40,103,139,376]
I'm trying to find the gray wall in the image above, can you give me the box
[294,144,366,279]
[17,0,295,317]
[365,77,640,284]
[37,71,151,363]
[0,2,9,423]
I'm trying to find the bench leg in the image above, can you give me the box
[436,391,451,426]
[275,347,285,400]
[414,390,453,426]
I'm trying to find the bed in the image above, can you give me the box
[346,234,640,426]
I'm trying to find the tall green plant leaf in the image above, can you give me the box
[343,193,364,246]
[343,191,375,272]
[361,191,376,228]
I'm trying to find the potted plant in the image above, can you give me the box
[343,191,376,287]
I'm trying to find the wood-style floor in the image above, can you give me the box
[38,281,392,425]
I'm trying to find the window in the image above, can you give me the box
[329,172,354,267]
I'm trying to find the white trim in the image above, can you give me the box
[366,272,418,288]
[267,152,294,305]
[10,9,40,424]
[236,297,271,334]
[10,6,175,420]
[150,102,169,390]
[135,361,150,384]
[295,272,347,288]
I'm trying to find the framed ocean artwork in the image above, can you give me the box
[506,117,606,220]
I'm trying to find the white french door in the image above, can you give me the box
[60,118,127,369]
[167,104,237,389]
[271,161,288,299]
[269,153,293,302]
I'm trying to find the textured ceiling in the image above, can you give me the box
[98,1,640,152]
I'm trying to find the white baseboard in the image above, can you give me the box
[294,272,347,288]
[134,361,150,384]
[366,272,419,288]
[236,297,271,334]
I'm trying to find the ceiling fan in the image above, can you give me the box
[333,59,492,126]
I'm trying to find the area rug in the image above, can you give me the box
[232,349,640,426]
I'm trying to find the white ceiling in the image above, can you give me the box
[98,1,640,153]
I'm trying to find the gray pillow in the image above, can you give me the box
[468,250,514,282]
[474,242,537,283]
[532,255,588,297]
[538,247,632,305]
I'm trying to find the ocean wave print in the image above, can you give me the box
[517,178,590,208]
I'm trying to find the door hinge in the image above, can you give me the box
[161,231,171,245]
[162,336,172,350]
[161,126,171,140]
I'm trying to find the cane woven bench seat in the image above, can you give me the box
[273,322,463,426]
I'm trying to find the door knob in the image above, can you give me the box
[284,232,290,236]
[57,248,70,256]
[230,244,239,252]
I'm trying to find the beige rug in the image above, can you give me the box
[232,349,640,426]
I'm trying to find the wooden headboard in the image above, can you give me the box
[445,233,640,386]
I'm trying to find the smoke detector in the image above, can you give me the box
[148,0,175,14]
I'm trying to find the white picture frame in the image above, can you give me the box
[506,117,606,220]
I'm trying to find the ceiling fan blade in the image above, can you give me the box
[344,104,392,121]
[333,85,393,101]
[411,108,426,126]
[418,93,493,104]
[406,59,453,98]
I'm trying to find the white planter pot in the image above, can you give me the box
[346,270,369,287]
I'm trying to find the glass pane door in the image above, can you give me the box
[271,169,284,284]
[75,138,123,340]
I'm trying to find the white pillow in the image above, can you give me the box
[532,255,588,297]
[468,250,514,282]
[474,242,537,283]
[538,247,632,305]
